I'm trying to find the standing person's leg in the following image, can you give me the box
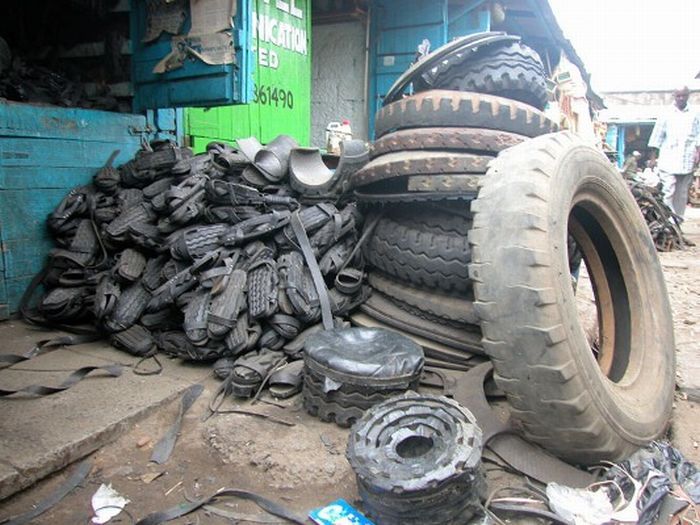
[672,173,694,218]
[659,170,677,210]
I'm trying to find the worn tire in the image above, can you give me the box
[368,272,478,325]
[365,207,472,293]
[370,127,526,159]
[375,90,557,140]
[428,42,548,110]
[351,150,491,189]
[468,131,675,464]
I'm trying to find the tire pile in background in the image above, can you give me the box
[350,40,557,367]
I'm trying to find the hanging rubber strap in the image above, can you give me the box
[0,460,92,525]
[134,487,307,525]
[0,334,102,370]
[150,384,204,465]
[290,211,333,330]
[0,365,122,398]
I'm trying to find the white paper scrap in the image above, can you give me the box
[91,483,130,524]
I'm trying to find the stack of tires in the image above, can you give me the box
[352,38,676,464]
[351,41,556,360]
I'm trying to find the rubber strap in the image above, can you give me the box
[134,488,307,525]
[0,460,92,525]
[290,211,333,330]
[0,365,122,398]
[150,384,204,464]
[0,334,102,370]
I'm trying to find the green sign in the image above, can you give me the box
[186,0,311,150]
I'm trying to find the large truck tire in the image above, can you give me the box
[468,131,675,464]
[428,42,548,110]
[365,207,472,294]
[375,90,557,140]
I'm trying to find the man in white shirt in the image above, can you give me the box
[647,86,700,218]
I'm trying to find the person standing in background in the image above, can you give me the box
[647,86,700,218]
[621,150,641,179]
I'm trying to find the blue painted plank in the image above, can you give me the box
[6,276,43,316]
[0,139,140,169]
[0,167,96,190]
[2,238,53,279]
[0,101,147,143]
[131,0,252,110]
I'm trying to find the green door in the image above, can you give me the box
[186,0,311,151]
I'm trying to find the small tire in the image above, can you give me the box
[365,207,472,293]
[374,90,557,140]
[468,131,675,463]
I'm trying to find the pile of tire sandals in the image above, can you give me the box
[27,134,374,400]
[628,180,686,251]
[351,31,676,467]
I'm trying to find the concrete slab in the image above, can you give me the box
[0,320,209,500]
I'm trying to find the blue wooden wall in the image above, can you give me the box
[0,101,146,318]
[368,0,490,138]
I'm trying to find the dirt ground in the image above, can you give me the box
[1,210,699,525]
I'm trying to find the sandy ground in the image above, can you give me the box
[0,210,698,525]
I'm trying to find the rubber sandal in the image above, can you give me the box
[157,331,226,362]
[225,313,262,357]
[94,273,120,322]
[259,326,285,351]
[203,205,261,224]
[319,236,354,276]
[117,188,145,210]
[133,143,187,172]
[278,251,320,324]
[40,286,92,322]
[93,193,119,224]
[115,248,147,283]
[169,223,228,261]
[182,288,211,345]
[275,203,340,248]
[213,356,236,380]
[247,256,278,320]
[207,269,247,340]
[172,151,211,175]
[329,285,371,316]
[219,211,291,246]
[268,359,304,399]
[110,324,155,357]
[140,307,182,331]
[308,203,358,256]
[269,313,301,340]
[281,319,350,359]
[104,203,156,244]
[104,281,151,332]
[47,185,94,238]
[147,266,196,312]
[229,349,287,398]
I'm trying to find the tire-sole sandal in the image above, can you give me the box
[228,349,287,398]
[268,360,304,399]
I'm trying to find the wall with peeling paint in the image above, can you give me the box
[311,21,368,148]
